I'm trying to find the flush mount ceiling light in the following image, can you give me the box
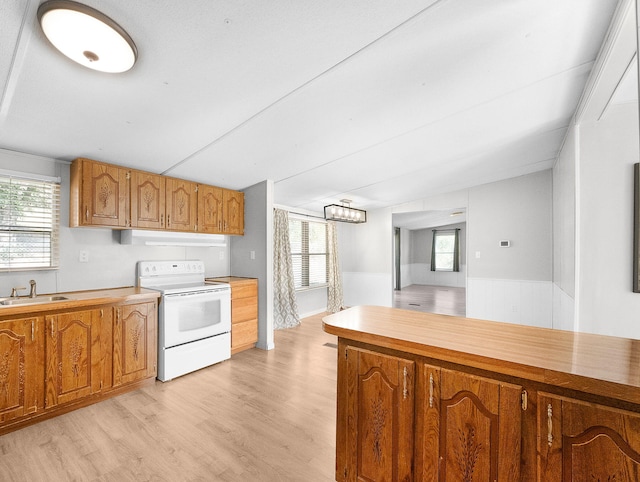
[37,0,137,73]
[324,199,367,224]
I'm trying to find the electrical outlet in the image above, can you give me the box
[219,251,224,260]
[79,250,89,263]
[475,251,481,259]
[250,250,256,260]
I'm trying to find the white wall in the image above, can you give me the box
[339,208,394,307]
[551,0,640,338]
[576,103,640,338]
[552,127,577,330]
[0,150,230,296]
[339,172,553,326]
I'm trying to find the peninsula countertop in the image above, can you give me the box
[322,305,640,405]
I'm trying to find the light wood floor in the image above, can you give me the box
[393,284,466,317]
[0,314,338,482]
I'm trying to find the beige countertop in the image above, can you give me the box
[323,305,640,405]
[0,286,160,319]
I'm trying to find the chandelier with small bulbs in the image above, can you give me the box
[324,199,366,224]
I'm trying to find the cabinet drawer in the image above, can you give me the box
[231,281,257,300]
[232,320,258,351]
[232,297,258,323]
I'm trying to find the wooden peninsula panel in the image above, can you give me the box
[323,306,640,481]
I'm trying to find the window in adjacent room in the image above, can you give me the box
[289,217,328,289]
[431,229,460,272]
[0,171,61,270]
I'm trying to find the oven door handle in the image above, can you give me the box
[165,289,227,298]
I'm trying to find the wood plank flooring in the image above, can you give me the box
[0,314,338,482]
[393,284,466,316]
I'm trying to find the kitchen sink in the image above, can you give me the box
[0,295,68,306]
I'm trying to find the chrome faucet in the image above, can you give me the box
[10,286,25,298]
[29,280,36,298]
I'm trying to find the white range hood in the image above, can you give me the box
[120,230,227,247]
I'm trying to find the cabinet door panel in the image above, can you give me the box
[224,189,244,235]
[114,302,156,386]
[45,310,101,408]
[540,393,640,481]
[345,346,414,482]
[232,297,258,324]
[166,179,197,232]
[437,369,521,482]
[0,318,43,422]
[82,160,128,227]
[131,171,165,229]
[198,184,224,233]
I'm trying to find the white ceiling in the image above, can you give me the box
[0,0,623,213]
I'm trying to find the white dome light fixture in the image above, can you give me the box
[37,1,137,73]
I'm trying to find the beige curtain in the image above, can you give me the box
[327,220,344,313]
[273,209,300,329]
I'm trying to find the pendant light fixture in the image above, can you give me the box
[324,199,367,224]
[37,1,137,73]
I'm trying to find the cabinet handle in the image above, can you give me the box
[547,403,553,447]
[167,214,171,227]
[521,390,528,411]
[50,319,55,338]
[403,366,408,399]
[161,213,164,226]
[429,373,434,408]
[31,320,34,342]
[116,309,120,325]
[85,207,89,221]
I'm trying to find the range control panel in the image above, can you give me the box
[137,260,205,277]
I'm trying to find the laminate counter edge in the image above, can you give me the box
[323,305,640,406]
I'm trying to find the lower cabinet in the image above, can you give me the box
[45,309,103,408]
[0,298,158,434]
[337,340,640,481]
[342,346,415,482]
[0,317,43,423]
[419,365,522,481]
[113,302,157,386]
[539,393,640,481]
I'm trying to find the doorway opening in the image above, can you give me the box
[392,209,466,317]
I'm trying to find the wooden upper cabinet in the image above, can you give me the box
[344,346,414,482]
[198,184,224,233]
[70,158,244,234]
[420,366,521,481]
[539,393,640,482]
[198,186,244,235]
[0,317,43,423]
[165,178,198,232]
[70,158,129,228]
[224,189,244,235]
[130,171,165,229]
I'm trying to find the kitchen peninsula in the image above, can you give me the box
[323,306,640,481]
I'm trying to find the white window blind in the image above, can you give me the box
[0,173,60,270]
[289,217,328,289]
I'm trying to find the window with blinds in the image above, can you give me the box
[0,173,61,270]
[288,217,328,289]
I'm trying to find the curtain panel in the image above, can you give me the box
[327,221,344,313]
[273,209,300,329]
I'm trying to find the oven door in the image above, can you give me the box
[160,288,231,348]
